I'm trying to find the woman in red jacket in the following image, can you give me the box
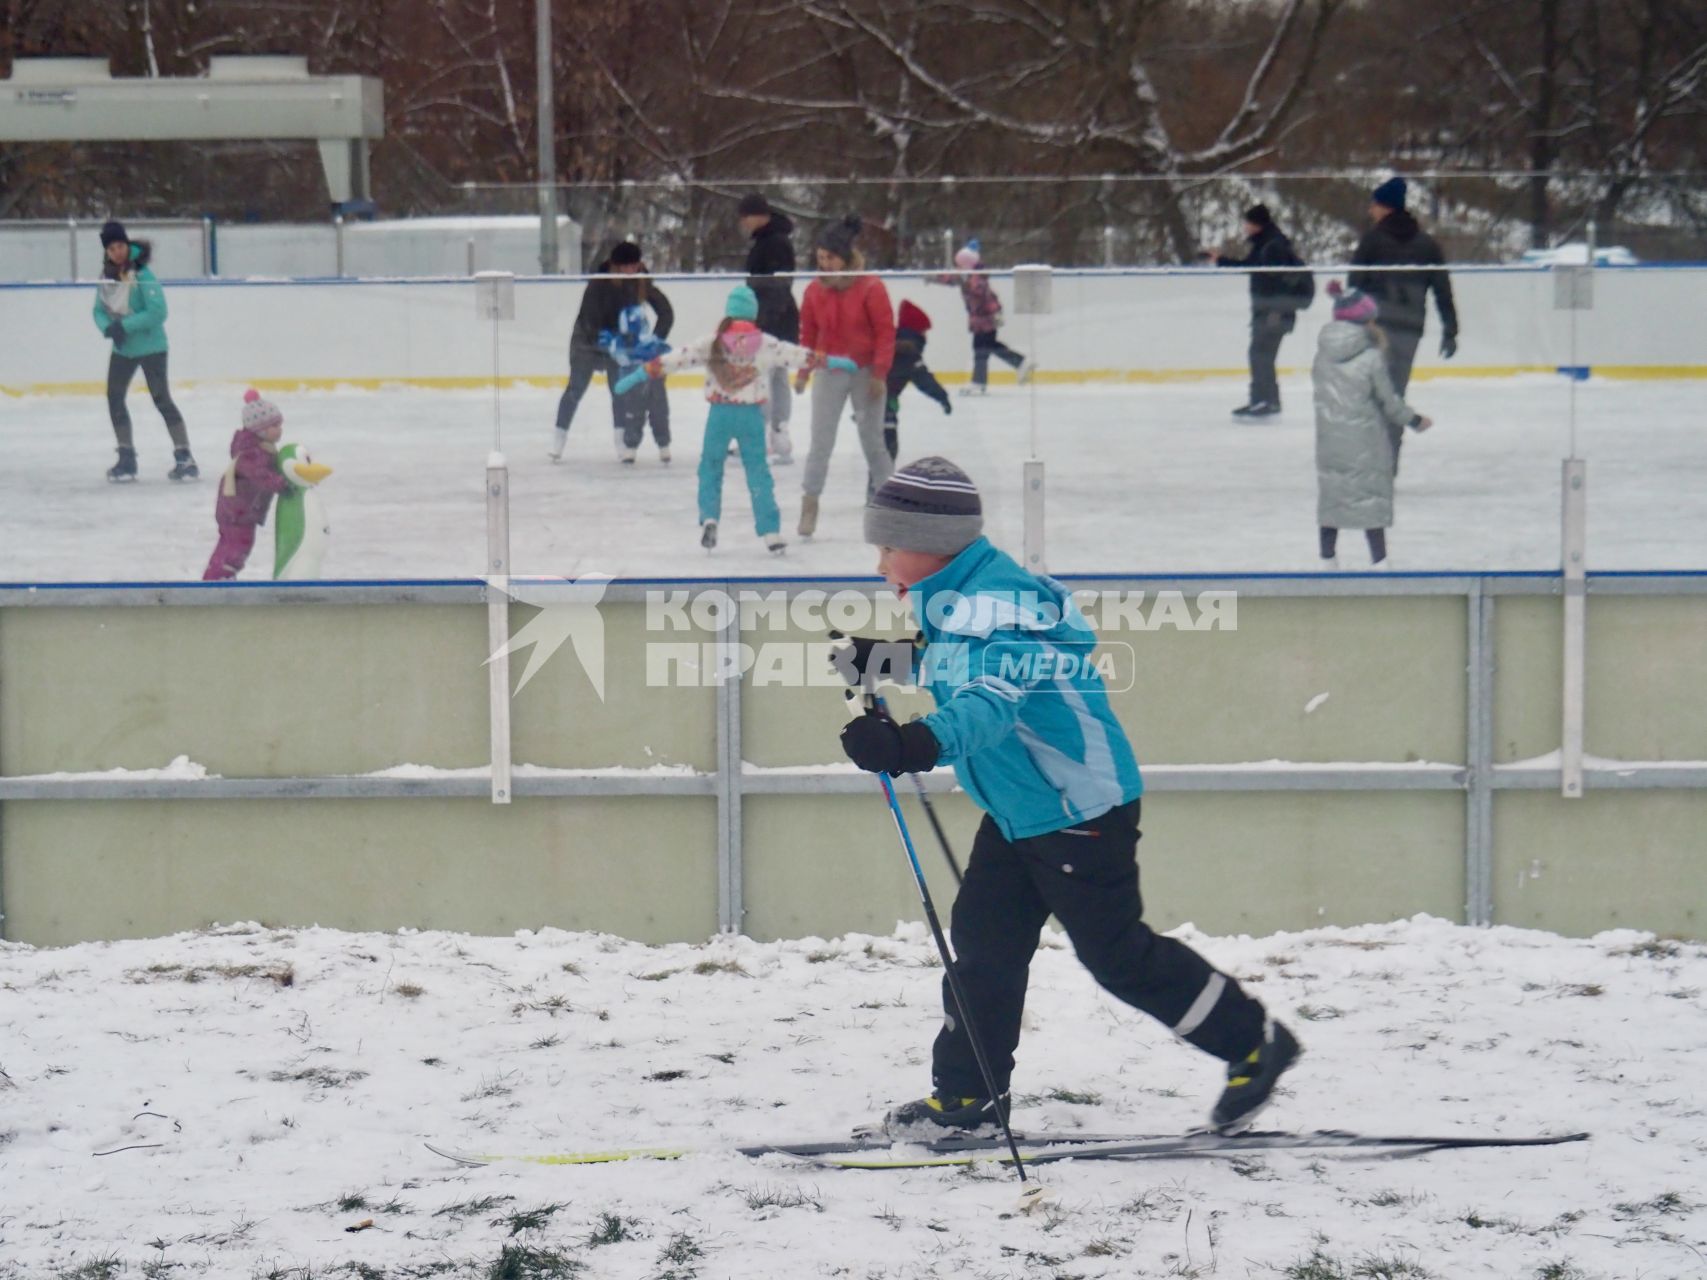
[794,215,895,537]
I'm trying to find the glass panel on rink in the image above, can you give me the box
[0,260,1701,581]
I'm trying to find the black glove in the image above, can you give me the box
[1439,331,1457,360]
[106,320,127,343]
[840,712,940,776]
[828,630,920,689]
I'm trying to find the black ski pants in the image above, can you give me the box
[1382,327,1424,475]
[555,344,620,432]
[107,351,189,451]
[1247,310,1295,407]
[932,799,1267,1099]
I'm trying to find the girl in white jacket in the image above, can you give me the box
[621,285,853,553]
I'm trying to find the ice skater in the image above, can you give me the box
[551,242,673,464]
[619,286,854,554]
[203,390,288,581]
[1313,282,1433,568]
[794,215,896,537]
[93,220,197,483]
[736,194,801,463]
[929,239,1033,395]
[834,456,1300,1135]
[882,299,952,469]
[1205,204,1314,418]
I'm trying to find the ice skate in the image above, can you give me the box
[763,532,787,556]
[798,494,819,537]
[167,447,200,482]
[957,384,988,398]
[106,445,138,484]
[547,427,568,462]
[1017,356,1036,385]
[700,519,718,550]
[658,445,672,464]
[621,447,638,466]
[767,425,794,464]
[1232,401,1281,419]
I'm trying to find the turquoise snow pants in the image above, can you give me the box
[698,402,780,536]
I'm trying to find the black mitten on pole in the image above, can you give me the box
[828,630,921,690]
[841,712,939,776]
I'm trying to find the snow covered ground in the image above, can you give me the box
[1,375,1703,582]
[2,916,1704,1279]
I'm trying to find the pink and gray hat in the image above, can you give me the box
[864,456,984,555]
[1327,280,1378,324]
[241,387,283,433]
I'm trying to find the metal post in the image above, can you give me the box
[486,463,512,806]
[467,236,477,276]
[1561,461,1587,799]
[715,589,744,934]
[334,215,345,278]
[67,218,78,281]
[1464,581,1495,925]
[535,0,560,274]
[200,215,213,276]
[476,272,518,806]
[1103,224,1116,268]
[1013,265,1052,574]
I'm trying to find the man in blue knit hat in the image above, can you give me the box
[835,456,1301,1136]
[1349,177,1459,470]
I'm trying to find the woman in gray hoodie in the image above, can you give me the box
[1311,282,1432,567]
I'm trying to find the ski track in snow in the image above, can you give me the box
[2,916,1704,1277]
[2,376,1703,581]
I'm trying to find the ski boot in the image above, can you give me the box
[700,519,718,550]
[882,1092,1010,1139]
[107,446,138,484]
[167,447,200,482]
[1210,1020,1301,1131]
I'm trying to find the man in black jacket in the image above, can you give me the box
[550,241,673,462]
[1348,176,1458,401]
[1210,205,1311,418]
[738,194,800,461]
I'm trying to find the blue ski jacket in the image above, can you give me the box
[911,538,1143,840]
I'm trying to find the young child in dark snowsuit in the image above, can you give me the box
[883,299,952,462]
[203,390,288,581]
[835,456,1301,1136]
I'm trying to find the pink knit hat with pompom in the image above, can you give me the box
[1327,280,1378,324]
[241,387,283,433]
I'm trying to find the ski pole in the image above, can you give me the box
[847,696,1043,1205]
[872,693,963,885]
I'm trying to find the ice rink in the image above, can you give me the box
[1,373,1701,581]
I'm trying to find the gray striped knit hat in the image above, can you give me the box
[864,456,983,555]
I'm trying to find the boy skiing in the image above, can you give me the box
[835,457,1300,1134]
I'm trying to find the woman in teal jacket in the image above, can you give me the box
[93,221,197,483]
[837,456,1301,1138]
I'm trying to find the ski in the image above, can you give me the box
[804,1128,1591,1170]
[426,1128,1587,1170]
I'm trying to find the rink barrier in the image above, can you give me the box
[5,262,1705,396]
[1,571,1704,944]
[9,362,1707,399]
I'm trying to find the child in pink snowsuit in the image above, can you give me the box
[203,389,288,581]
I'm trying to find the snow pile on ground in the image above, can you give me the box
[2,376,1702,582]
[2,915,1704,1278]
